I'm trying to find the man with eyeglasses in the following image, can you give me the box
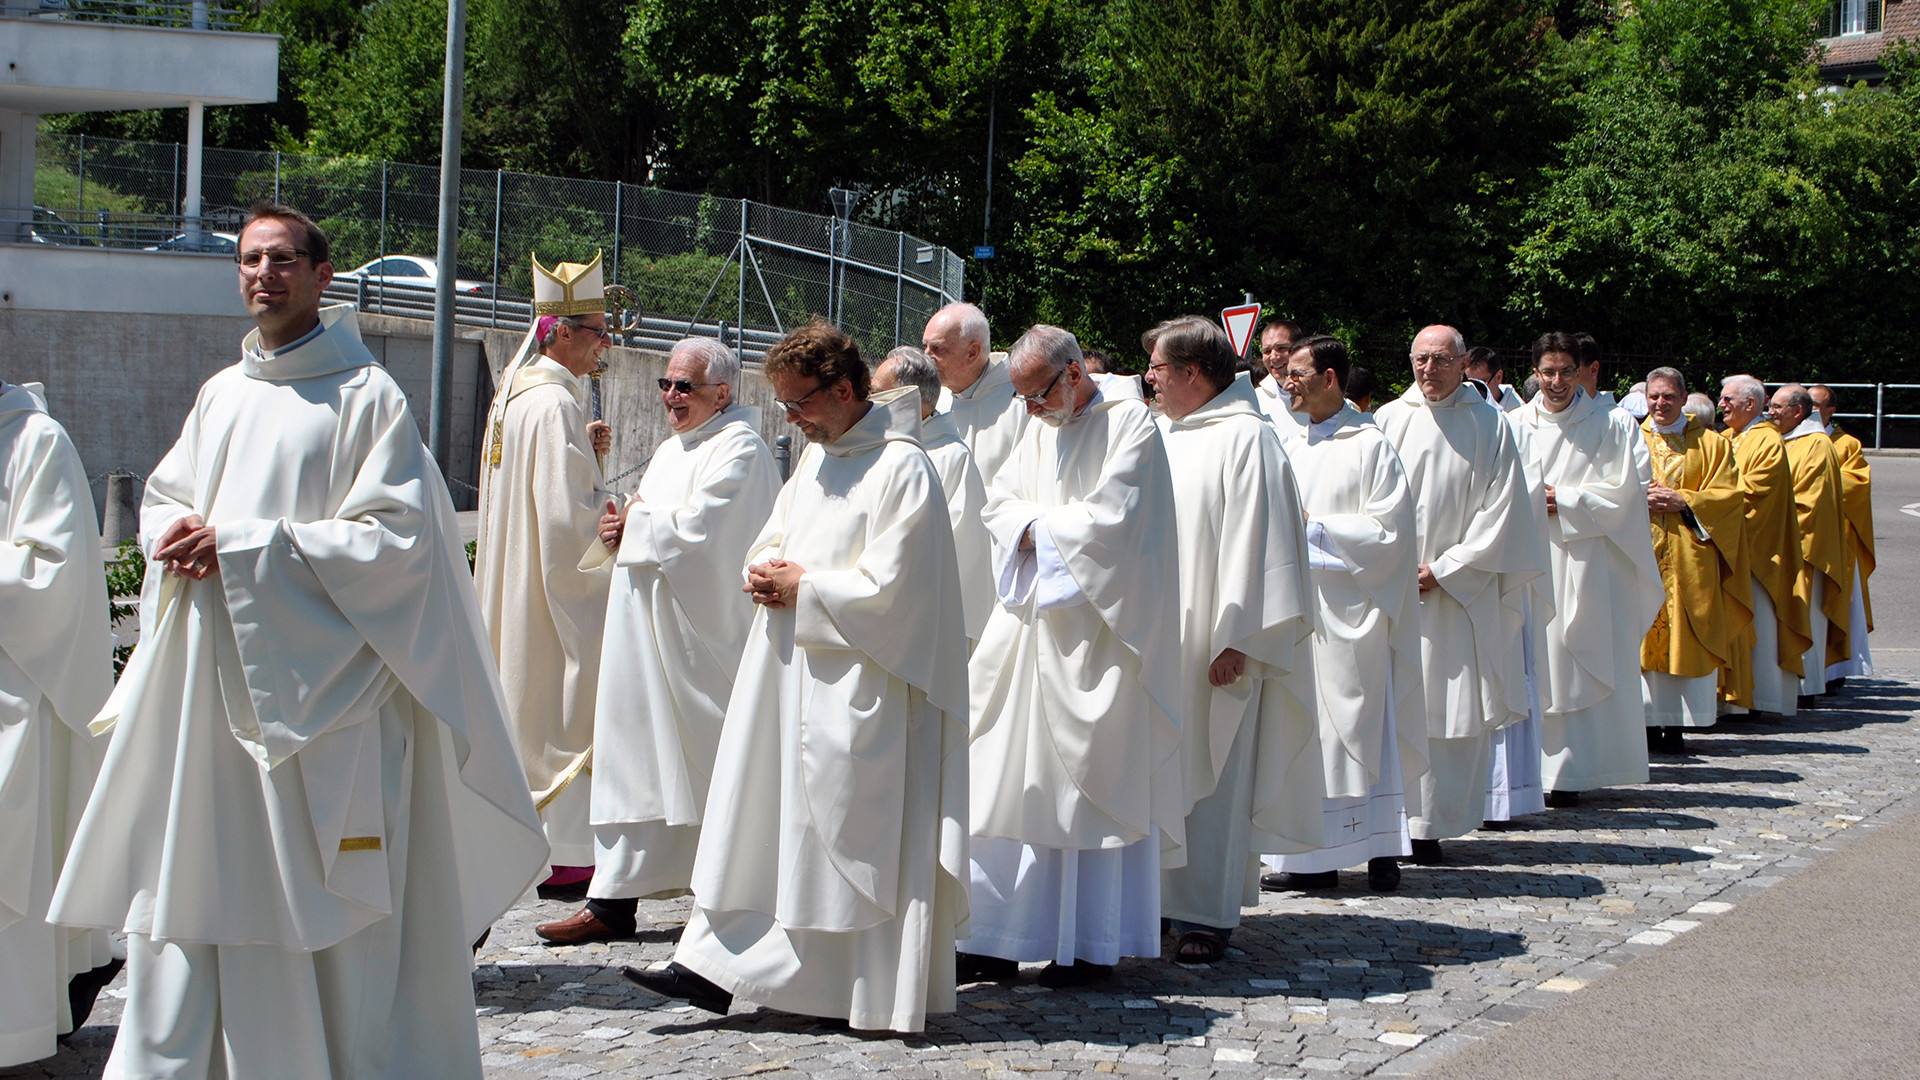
[1716,375,1811,718]
[1808,384,1874,686]
[0,371,116,1066]
[1509,332,1662,806]
[1252,318,1308,436]
[1768,383,1853,699]
[1145,316,1323,962]
[1373,326,1544,865]
[533,338,781,946]
[958,324,1183,988]
[50,202,546,1077]
[627,320,969,1033]
[475,253,620,900]
[923,302,1028,484]
[1261,334,1423,895]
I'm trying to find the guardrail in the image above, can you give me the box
[1763,381,1920,448]
[0,205,243,250]
[17,0,244,30]
[324,279,788,363]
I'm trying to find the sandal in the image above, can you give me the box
[1174,928,1228,965]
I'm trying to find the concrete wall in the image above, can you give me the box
[0,18,279,113]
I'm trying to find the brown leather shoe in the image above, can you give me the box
[535,907,628,945]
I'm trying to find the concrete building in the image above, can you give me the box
[1817,0,1919,85]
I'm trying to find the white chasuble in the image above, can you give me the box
[938,356,1030,488]
[583,403,779,900]
[676,389,970,1033]
[971,374,1186,862]
[0,384,113,1065]
[1511,392,1664,791]
[921,410,995,643]
[1486,411,1554,821]
[1375,384,1545,839]
[48,306,547,1078]
[476,353,614,860]
[1157,377,1325,928]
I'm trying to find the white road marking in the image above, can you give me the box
[1901,501,1920,518]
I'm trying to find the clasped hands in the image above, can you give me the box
[745,559,803,608]
[1647,482,1688,515]
[155,515,219,580]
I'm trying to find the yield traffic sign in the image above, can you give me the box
[1221,303,1261,358]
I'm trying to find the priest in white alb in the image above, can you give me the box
[923,302,1028,482]
[1716,375,1811,717]
[534,337,781,945]
[1511,333,1663,803]
[1263,335,1425,893]
[959,325,1184,988]
[1485,381,1553,827]
[476,252,618,892]
[875,346,994,645]
[0,378,116,1066]
[1252,318,1307,437]
[625,321,970,1033]
[1145,316,1323,963]
[49,204,547,1079]
[1375,326,1543,863]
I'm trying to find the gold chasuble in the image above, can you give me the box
[1831,428,1875,631]
[1639,419,1749,681]
[1782,424,1853,667]
[1723,421,1813,705]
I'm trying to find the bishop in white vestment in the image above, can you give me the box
[630,322,970,1033]
[876,347,995,644]
[1512,336,1664,800]
[51,209,546,1079]
[476,254,618,877]
[1374,327,1543,858]
[1263,336,1425,891]
[1144,318,1323,958]
[960,326,1184,986]
[536,339,780,945]
[0,380,115,1065]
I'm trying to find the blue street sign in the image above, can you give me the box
[974,246,995,259]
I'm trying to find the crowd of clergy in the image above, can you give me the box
[0,202,1877,1076]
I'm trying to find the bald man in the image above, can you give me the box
[922,303,1029,484]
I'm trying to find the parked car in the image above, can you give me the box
[25,206,96,246]
[333,255,491,294]
[145,231,239,254]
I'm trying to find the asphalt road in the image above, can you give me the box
[1408,450,1920,1080]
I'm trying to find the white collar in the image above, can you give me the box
[1782,414,1825,442]
[1652,416,1687,435]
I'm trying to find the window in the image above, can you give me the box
[1823,0,1885,36]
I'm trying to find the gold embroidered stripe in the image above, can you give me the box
[338,836,383,852]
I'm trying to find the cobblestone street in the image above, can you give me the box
[10,675,1916,1080]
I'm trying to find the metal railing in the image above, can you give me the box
[1763,381,1920,448]
[29,132,967,363]
[13,0,244,30]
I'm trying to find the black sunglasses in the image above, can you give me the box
[658,378,721,395]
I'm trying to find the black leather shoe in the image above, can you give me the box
[1408,838,1444,865]
[956,952,1020,982]
[1261,870,1336,892]
[1367,857,1401,892]
[1544,789,1581,808]
[1037,960,1114,988]
[622,962,732,1014]
[62,958,124,1039]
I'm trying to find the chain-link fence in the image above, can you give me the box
[31,132,966,361]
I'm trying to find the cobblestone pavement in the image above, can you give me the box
[9,675,1917,1079]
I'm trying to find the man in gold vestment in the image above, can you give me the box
[1716,376,1812,716]
[1809,384,1873,683]
[1767,384,1852,699]
[1638,369,1747,753]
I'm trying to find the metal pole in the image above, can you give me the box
[894,232,904,347]
[377,160,388,314]
[1875,382,1885,449]
[611,179,622,289]
[775,434,791,481]
[737,200,747,342]
[183,101,205,244]
[427,0,467,469]
[75,134,83,217]
[491,169,502,327]
[171,143,179,226]
[274,150,281,202]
